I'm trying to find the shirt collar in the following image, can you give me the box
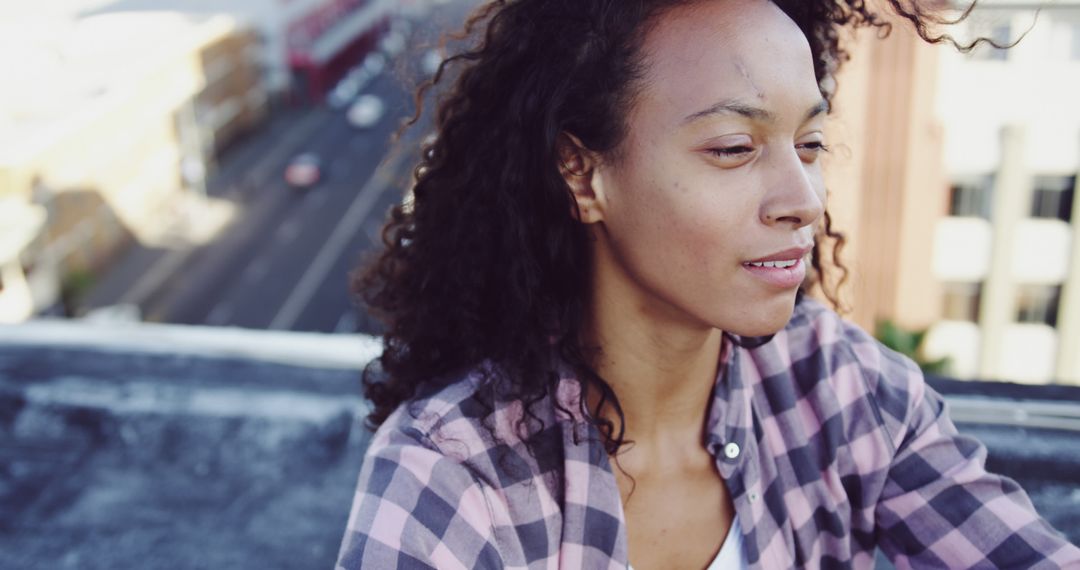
[705,333,756,476]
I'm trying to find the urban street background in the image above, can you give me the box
[1,0,1080,568]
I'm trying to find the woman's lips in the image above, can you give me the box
[741,257,806,289]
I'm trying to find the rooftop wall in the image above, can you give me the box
[0,321,1077,568]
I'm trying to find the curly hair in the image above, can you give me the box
[353,0,983,454]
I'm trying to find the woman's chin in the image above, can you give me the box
[722,296,798,338]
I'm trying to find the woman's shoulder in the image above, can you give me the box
[758,295,929,450]
[783,295,923,383]
[373,365,493,455]
[371,361,554,466]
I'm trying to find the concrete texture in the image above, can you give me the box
[0,324,1077,569]
[0,331,372,570]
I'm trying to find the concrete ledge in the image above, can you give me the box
[1,319,382,370]
[1,326,1077,569]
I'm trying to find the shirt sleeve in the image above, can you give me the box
[335,424,504,570]
[872,356,1080,569]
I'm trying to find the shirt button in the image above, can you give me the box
[723,442,740,459]
[749,492,759,502]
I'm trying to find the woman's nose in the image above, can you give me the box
[760,150,825,229]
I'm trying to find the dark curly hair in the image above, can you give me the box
[353,0,988,454]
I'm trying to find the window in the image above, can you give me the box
[942,282,982,322]
[1015,284,1062,327]
[948,175,994,219]
[1030,175,1075,222]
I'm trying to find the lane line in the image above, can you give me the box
[269,150,407,330]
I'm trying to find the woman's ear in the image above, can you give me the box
[557,132,605,223]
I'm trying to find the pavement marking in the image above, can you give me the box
[269,151,407,331]
[242,255,270,283]
[206,302,234,326]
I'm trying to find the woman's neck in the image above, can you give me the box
[582,275,725,444]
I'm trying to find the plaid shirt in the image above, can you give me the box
[337,298,1080,569]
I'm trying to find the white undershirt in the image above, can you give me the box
[628,516,749,570]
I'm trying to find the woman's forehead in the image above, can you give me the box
[635,0,820,126]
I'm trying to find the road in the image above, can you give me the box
[91,1,474,335]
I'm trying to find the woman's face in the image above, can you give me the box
[589,0,827,337]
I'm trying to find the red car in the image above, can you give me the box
[284,153,322,189]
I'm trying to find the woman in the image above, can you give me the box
[338,0,1080,568]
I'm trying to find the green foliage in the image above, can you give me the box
[61,269,96,317]
[875,319,951,375]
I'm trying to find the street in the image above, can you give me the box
[85,1,472,335]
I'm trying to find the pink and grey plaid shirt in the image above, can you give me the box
[337,298,1080,569]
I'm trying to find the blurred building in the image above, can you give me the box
[0,11,268,317]
[88,0,397,103]
[0,200,52,324]
[929,5,1080,384]
[825,2,1080,384]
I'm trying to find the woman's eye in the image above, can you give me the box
[799,141,829,161]
[709,146,755,157]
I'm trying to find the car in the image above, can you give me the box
[284,153,322,188]
[379,32,406,57]
[421,49,443,76]
[346,95,385,129]
[363,52,387,75]
[327,76,361,109]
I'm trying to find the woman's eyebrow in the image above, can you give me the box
[803,99,830,122]
[682,98,830,125]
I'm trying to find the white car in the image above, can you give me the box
[347,95,386,129]
[421,49,444,77]
[363,52,387,75]
[327,76,361,109]
[379,32,406,57]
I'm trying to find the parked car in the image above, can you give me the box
[421,49,443,77]
[363,52,387,75]
[379,32,406,57]
[284,153,322,188]
[327,76,361,109]
[346,95,385,129]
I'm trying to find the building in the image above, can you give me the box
[88,0,397,103]
[0,200,55,323]
[0,10,268,317]
[928,5,1080,383]
[821,2,1080,385]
